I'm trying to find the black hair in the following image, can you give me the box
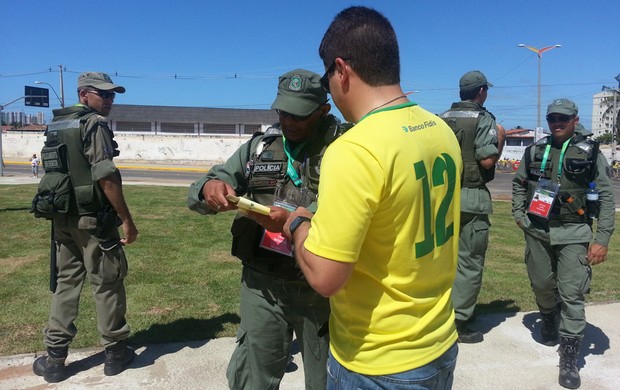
[319,6,400,86]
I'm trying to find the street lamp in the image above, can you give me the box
[517,43,562,129]
[35,81,64,108]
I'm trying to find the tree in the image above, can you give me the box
[595,132,613,144]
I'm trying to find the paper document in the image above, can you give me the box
[226,195,271,215]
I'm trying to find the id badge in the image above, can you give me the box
[527,178,560,219]
[259,230,294,257]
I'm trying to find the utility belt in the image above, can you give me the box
[231,216,302,280]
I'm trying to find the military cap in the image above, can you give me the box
[271,69,327,116]
[459,70,493,91]
[77,72,126,93]
[547,98,578,116]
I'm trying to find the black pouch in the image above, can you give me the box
[30,171,74,219]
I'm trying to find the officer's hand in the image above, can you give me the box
[587,243,608,265]
[121,220,138,245]
[250,206,289,233]
[203,179,237,212]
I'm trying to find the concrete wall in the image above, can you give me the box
[2,132,615,165]
[2,132,252,165]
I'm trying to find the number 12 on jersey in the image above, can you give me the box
[414,153,457,258]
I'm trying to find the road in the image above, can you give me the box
[3,163,620,205]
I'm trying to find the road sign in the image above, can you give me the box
[25,86,49,107]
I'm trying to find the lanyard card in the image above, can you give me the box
[527,178,560,219]
[259,230,294,257]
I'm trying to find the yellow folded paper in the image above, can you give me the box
[226,195,271,215]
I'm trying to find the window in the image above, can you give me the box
[116,121,151,132]
[202,123,236,134]
[160,122,195,133]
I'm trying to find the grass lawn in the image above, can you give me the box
[1,185,618,356]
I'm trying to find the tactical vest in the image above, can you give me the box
[440,103,494,188]
[43,115,113,215]
[230,118,346,279]
[524,135,599,224]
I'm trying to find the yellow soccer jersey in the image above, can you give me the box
[305,102,462,375]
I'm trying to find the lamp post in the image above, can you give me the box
[517,44,562,129]
[35,81,64,108]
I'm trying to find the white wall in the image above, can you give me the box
[3,132,616,165]
[2,132,252,164]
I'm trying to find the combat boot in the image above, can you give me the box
[32,347,68,383]
[558,336,581,389]
[540,310,559,346]
[104,340,136,376]
[455,319,483,343]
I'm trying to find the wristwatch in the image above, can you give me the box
[290,216,312,236]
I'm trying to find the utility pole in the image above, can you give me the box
[602,84,619,162]
[59,64,65,108]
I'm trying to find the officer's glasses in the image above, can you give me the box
[546,114,573,123]
[87,89,116,100]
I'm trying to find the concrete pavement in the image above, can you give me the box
[1,302,619,389]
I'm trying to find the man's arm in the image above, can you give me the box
[99,172,138,245]
[284,208,354,297]
[511,152,530,228]
[478,119,505,170]
[588,153,616,265]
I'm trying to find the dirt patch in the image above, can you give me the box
[0,257,37,277]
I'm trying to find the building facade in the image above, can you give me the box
[107,104,278,136]
[592,90,618,139]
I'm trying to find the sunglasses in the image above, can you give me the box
[275,109,315,122]
[546,114,573,123]
[320,57,350,93]
[87,89,116,100]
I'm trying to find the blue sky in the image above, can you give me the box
[2,0,619,131]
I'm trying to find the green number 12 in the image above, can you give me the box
[414,153,457,258]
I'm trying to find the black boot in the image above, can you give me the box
[455,319,483,343]
[32,347,68,383]
[558,336,581,389]
[104,340,136,376]
[540,310,559,346]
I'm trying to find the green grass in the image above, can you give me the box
[1,185,619,356]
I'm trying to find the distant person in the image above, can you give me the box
[31,153,40,178]
[439,70,505,343]
[32,72,138,383]
[188,69,350,389]
[284,7,462,389]
[512,98,615,389]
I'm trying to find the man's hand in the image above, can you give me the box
[250,206,290,233]
[202,179,237,212]
[121,220,138,245]
[587,243,608,265]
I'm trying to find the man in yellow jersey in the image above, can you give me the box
[284,6,462,389]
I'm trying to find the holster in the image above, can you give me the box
[94,206,122,238]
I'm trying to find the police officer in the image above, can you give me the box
[512,98,615,389]
[439,70,505,343]
[188,69,349,390]
[33,72,138,383]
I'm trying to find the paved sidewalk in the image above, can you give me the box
[1,302,619,389]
